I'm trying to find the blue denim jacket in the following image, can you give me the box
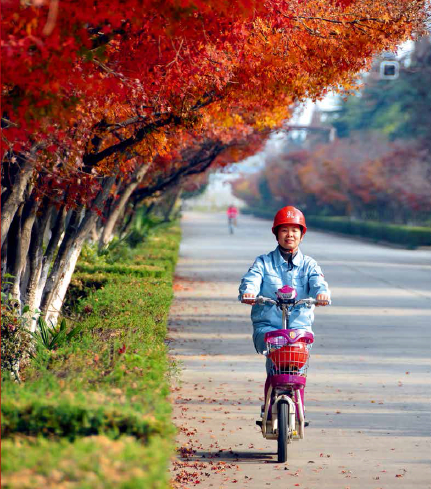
[239,247,330,352]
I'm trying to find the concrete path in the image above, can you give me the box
[169,211,431,489]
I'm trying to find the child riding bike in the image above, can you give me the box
[238,206,330,422]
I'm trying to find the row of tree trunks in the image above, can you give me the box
[99,161,152,249]
[1,169,116,327]
[1,140,226,327]
[96,141,225,243]
[40,176,116,324]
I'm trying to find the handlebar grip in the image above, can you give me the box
[256,296,277,305]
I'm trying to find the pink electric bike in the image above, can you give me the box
[250,285,329,462]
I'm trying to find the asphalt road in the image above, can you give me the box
[170,211,431,489]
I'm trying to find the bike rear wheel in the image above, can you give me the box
[277,400,289,462]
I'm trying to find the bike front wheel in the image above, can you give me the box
[277,400,289,462]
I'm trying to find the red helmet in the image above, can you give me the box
[272,206,307,235]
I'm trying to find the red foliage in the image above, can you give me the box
[1,0,428,212]
[235,137,431,222]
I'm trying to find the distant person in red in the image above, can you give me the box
[227,205,239,234]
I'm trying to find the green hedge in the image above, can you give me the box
[243,207,431,248]
[1,435,172,489]
[306,216,431,248]
[75,262,167,278]
[1,223,181,488]
[1,394,166,440]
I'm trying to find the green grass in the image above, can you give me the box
[1,223,181,488]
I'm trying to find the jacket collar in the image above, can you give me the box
[274,247,304,268]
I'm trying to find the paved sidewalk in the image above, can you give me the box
[169,211,431,489]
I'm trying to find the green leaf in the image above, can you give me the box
[66,324,83,341]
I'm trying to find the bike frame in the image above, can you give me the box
[243,286,330,462]
[261,329,313,441]
[258,295,315,443]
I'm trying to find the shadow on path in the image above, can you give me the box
[184,450,276,464]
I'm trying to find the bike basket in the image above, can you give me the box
[267,338,310,374]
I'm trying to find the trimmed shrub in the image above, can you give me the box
[1,435,172,489]
[244,207,431,248]
[75,262,167,278]
[1,393,167,440]
[306,216,431,248]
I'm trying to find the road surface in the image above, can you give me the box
[169,211,431,489]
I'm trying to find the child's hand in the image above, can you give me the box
[316,293,330,306]
[241,293,256,305]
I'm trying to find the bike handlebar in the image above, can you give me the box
[251,296,331,307]
[255,296,276,305]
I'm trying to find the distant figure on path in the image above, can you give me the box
[226,204,239,234]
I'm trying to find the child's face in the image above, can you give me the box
[277,225,303,252]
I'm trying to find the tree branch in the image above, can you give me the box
[83,91,221,168]
[83,114,178,167]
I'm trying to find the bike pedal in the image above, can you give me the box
[256,420,263,428]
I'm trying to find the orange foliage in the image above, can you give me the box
[1,0,428,210]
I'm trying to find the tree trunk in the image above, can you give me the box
[90,222,101,243]
[7,204,23,298]
[39,208,81,318]
[1,237,8,280]
[99,162,151,248]
[1,158,34,248]
[24,202,54,328]
[47,245,82,324]
[10,200,38,303]
[119,201,148,237]
[161,185,181,221]
[34,206,68,304]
